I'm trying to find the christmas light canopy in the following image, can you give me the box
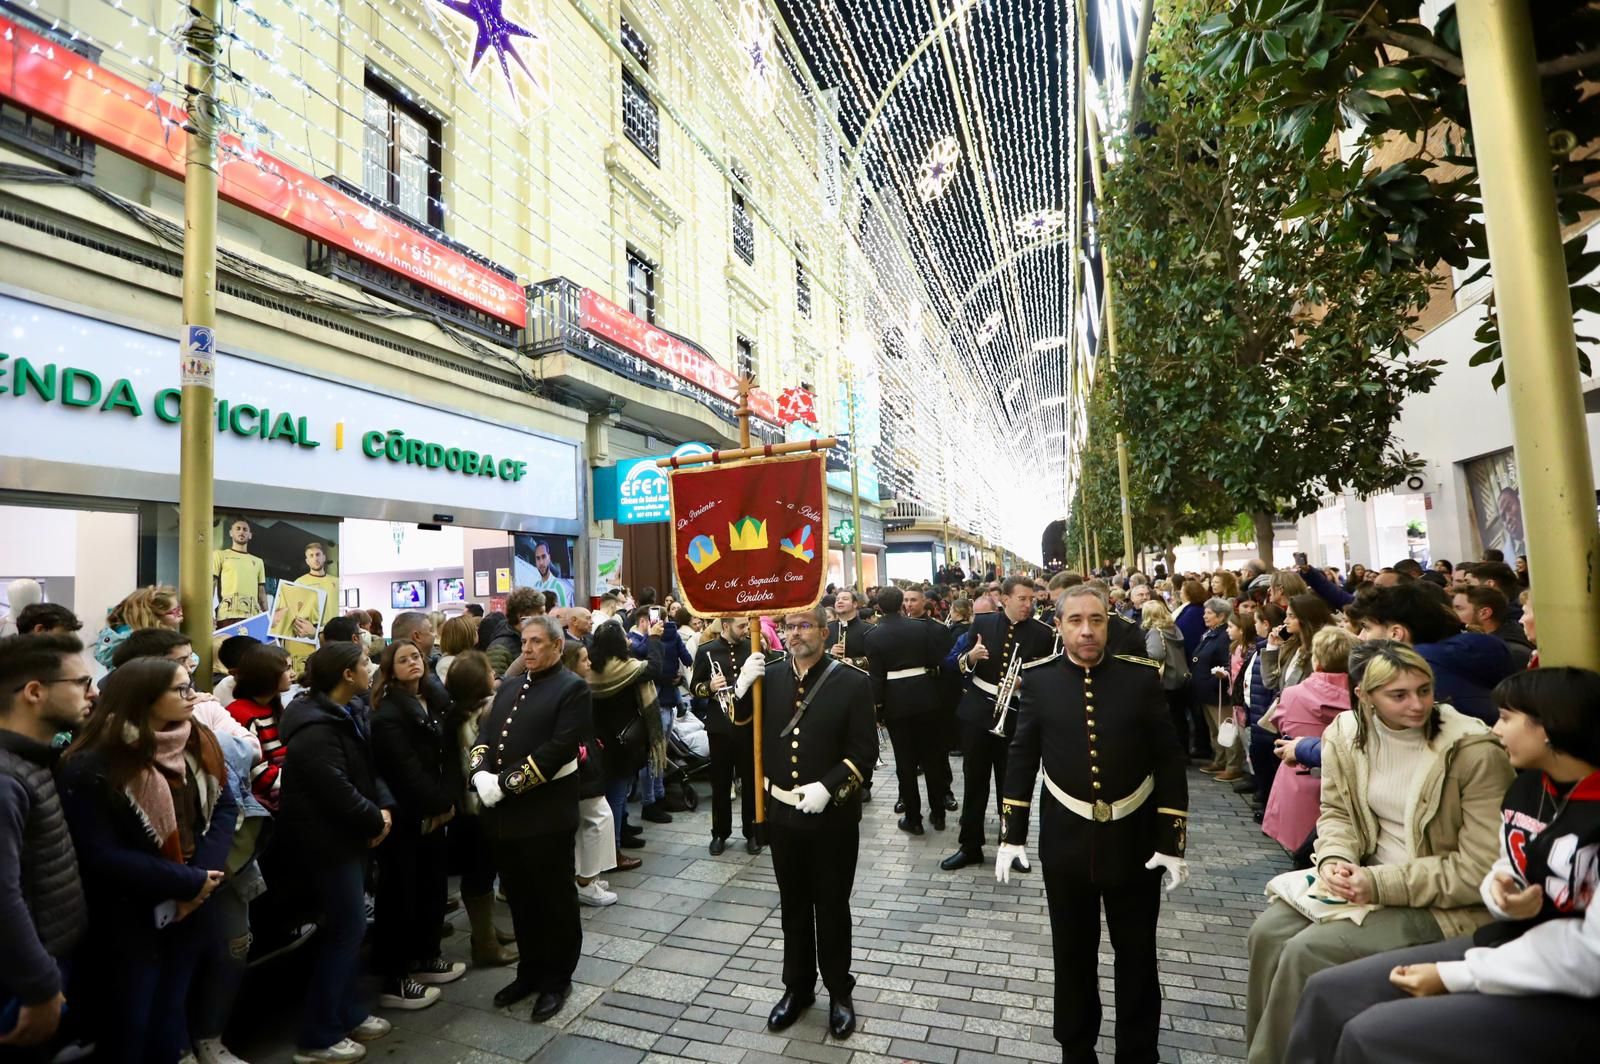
[917,135,961,203]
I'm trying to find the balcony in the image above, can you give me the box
[307,176,521,347]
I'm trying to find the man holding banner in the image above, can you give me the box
[752,604,877,1041]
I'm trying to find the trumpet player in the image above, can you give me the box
[996,582,1188,1064]
[690,617,767,856]
[940,576,1057,872]
[864,586,950,836]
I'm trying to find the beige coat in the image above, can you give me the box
[1313,704,1514,940]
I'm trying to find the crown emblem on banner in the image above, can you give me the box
[780,525,815,562]
[728,516,768,551]
[686,535,722,573]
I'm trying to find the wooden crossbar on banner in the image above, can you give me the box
[655,378,835,823]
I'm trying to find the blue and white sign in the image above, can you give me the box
[614,442,712,524]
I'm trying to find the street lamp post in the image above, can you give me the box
[1457,1,1600,669]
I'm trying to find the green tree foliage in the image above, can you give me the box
[1095,0,1441,560]
[1199,0,1600,388]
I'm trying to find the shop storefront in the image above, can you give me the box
[0,289,584,634]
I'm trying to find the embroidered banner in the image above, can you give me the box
[668,453,828,618]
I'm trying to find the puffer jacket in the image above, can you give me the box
[1313,704,1516,939]
[1417,631,1516,724]
[1245,638,1275,727]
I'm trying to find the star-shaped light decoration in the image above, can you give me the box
[916,136,960,203]
[1014,208,1065,240]
[975,310,1003,347]
[1031,336,1066,352]
[427,0,550,122]
[737,0,778,117]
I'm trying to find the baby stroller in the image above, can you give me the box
[660,711,712,810]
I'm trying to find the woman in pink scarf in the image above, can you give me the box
[1261,626,1360,852]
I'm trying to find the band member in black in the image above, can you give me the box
[690,617,763,856]
[997,584,1189,1064]
[865,586,951,834]
[469,615,594,1021]
[750,604,877,1041]
[940,577,1057,871]
[903,586,957,813]
[827,590,872,670]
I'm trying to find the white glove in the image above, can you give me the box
[1145,852,1189,892]
[471,771,505,809]
[795,781,830,814]
[734,653,766,698]
[995,843,1029,884]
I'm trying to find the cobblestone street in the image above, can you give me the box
[249,754,1292,1064]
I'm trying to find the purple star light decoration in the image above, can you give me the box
[436,0,537,95]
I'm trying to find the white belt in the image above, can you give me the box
[763,778,803,807]
[1043,772,1153,823]
[886,667,931,681]
[971,676,999,695]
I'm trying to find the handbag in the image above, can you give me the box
[1215,681,1239,747]
[615,714,650,771]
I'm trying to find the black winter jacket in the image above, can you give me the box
[1189,624,1233,713]
[0,731,84,1003]
[278,693,392,860]
[372,686,454,833]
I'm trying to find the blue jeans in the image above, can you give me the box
[298,858,369,1051]
[605,775,633,845]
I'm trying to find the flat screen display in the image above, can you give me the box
[391,579,428,610]
[437,576,466,604]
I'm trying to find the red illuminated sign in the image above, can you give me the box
[0,17,525,326]
[578,288,780,423]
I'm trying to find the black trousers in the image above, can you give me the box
[767,820,859,998]
[957,720,1009,854]
[1164,687,1192,758]
[708,727,758,841]
[1042,861,1164,1064]
[886,713,951,822]
[490,828,581,993]
[374,827,448,979]
[448,813,499,897]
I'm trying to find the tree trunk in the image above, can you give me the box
[1164,545,1177,578]
[1253,511,1276,567]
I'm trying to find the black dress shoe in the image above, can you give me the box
[493,976,538,1008]
[745,837,763,855]
[940,848,982,871]
[1010,856,1030,873]
[929,810,946,831]
[642,806,673,824]
[828,996,856,1040]
[766,990,814,1031]
[622,822,644,838]
[709,837,727,856]
[894,799,905,813]
[898,817,924,836]
[619,836,646,849]
[530,987,568,1022]
[943,794,959,811]
[1233,778,1257,794]
[860,784,872,803]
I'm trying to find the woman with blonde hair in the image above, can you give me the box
[93,585,183,668]
[1244,641,1514,1064]
[435,615,478,684]
[1142,599,1192,753]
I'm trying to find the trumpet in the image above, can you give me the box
[988,648,1024,736]
[710,658,747,725]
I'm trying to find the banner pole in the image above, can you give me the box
[738,374,767,826]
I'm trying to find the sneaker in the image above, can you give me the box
[248,921,317,967]
[379,976,440,1010]
[409,958,467,985]
[577,881,618,907]
[51,1043,97,1064]
[194,1039,249,1064]
[350,1016,391,1043]
[363,894,376,923]
[292,1039,367,1063]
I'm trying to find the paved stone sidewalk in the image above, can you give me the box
[252,753,1291,1064]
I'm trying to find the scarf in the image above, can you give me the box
[589,658,667,774]
[123,722,223,862]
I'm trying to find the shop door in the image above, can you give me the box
[620,522,673,601]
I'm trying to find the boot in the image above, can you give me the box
[464,892,518,966]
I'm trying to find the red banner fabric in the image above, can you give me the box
[0,17,525,326]
[668,454,828,618]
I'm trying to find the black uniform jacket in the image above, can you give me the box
[761,655,878,831]
[1001,652,1188,884]
[944,611,1059,731]
[827,616,873,670]
[690,636,755,736]
[864,614,945,722]
[470,662,594,840]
